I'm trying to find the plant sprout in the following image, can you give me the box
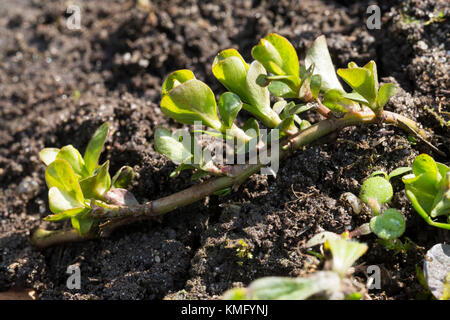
[223,237,368,300]
[31,33,441,249]
[402,154,450,229]
[36,123,135,236]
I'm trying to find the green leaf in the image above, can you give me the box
[161,69,195,95]
[370,208,406,240]
[39,148,60,166]
[322,89,355,114]
[112,166,135,189]
[281,103,314,119]
[79,161,112,199]
[160,79,222,129]
[238,272,341,300]
[325,238,368,278]
[214,187,231,196]
[305,35,344,93]
[84,122,109,175]
[268,80,296,98]
[377,83,397,108]
[342,91,369,105]
[56,145,89,178]
[154,127,197,165]
[310,74,322,99]
[212,49,249,101]
[242,118,260,140]
[48,187,85,214]
[243,61,271,113]
[251,33,300,92]
[44,206,88,222]
[45,159,85,206]
[388,167,412,180]
[360,176,393,208]
[71,211,95,235]
[402,154,442,214]
[337,67,375,105]
[222,288,247,300]
[277,116,297,135]
[430,171,450,218]
[273,100,287,115]
[218,92,242,128]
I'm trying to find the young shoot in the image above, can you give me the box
[38,123,135,235]
[223,237,368,300]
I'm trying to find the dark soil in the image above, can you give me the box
[0,0,449,300]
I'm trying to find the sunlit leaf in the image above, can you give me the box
[160,79,222,129]
[326,238,368,278]
[56,145,89,178]
[45,159,85,205]
[218,92,243,128]
[370,208,406,240]
[79,161,112,199]
[305,35,344,92]
[112,166,135,189]
[251,33,300,92]
[378,83,397,108]
[83,122,109,175]
[154,127,197,165]
[48,186,85,214]
[39,148,60,166]
[161,69,195,95]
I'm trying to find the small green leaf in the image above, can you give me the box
[84,123,109,175]
[242,118,260,140]
[325,238,368,278]
[273,100,288,115]
[251,33,300,92]
[310,74,322,99]
[71,211,95,235]
[44,206,88,221]
[342,91,369,105]
[305,35,344,93]
[268,80,296,98]
[360,176,393,208]
[237,272,341,300]
[388,167,412,180]
[112,166,135,189]
[430,171,450,218]
[56,145,89,178]
[160,79,222,129]
[322,89,355,114]
[277,116,297,135]
[45,159,85,206]
[218,92,242,128]
[402,154,441,214]
[39,148,60,166]
[222,288,247,300]
[337,67,374,105]
[161,69,195,95]
[212,49,249,101]
[377,83,397,108]
[370,208,406,240]
[48,186,85,214]
[154,127,197,165]
[79,161,112,199]
[214,187,231,196]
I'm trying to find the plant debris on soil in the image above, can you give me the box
[0,0,449,300]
